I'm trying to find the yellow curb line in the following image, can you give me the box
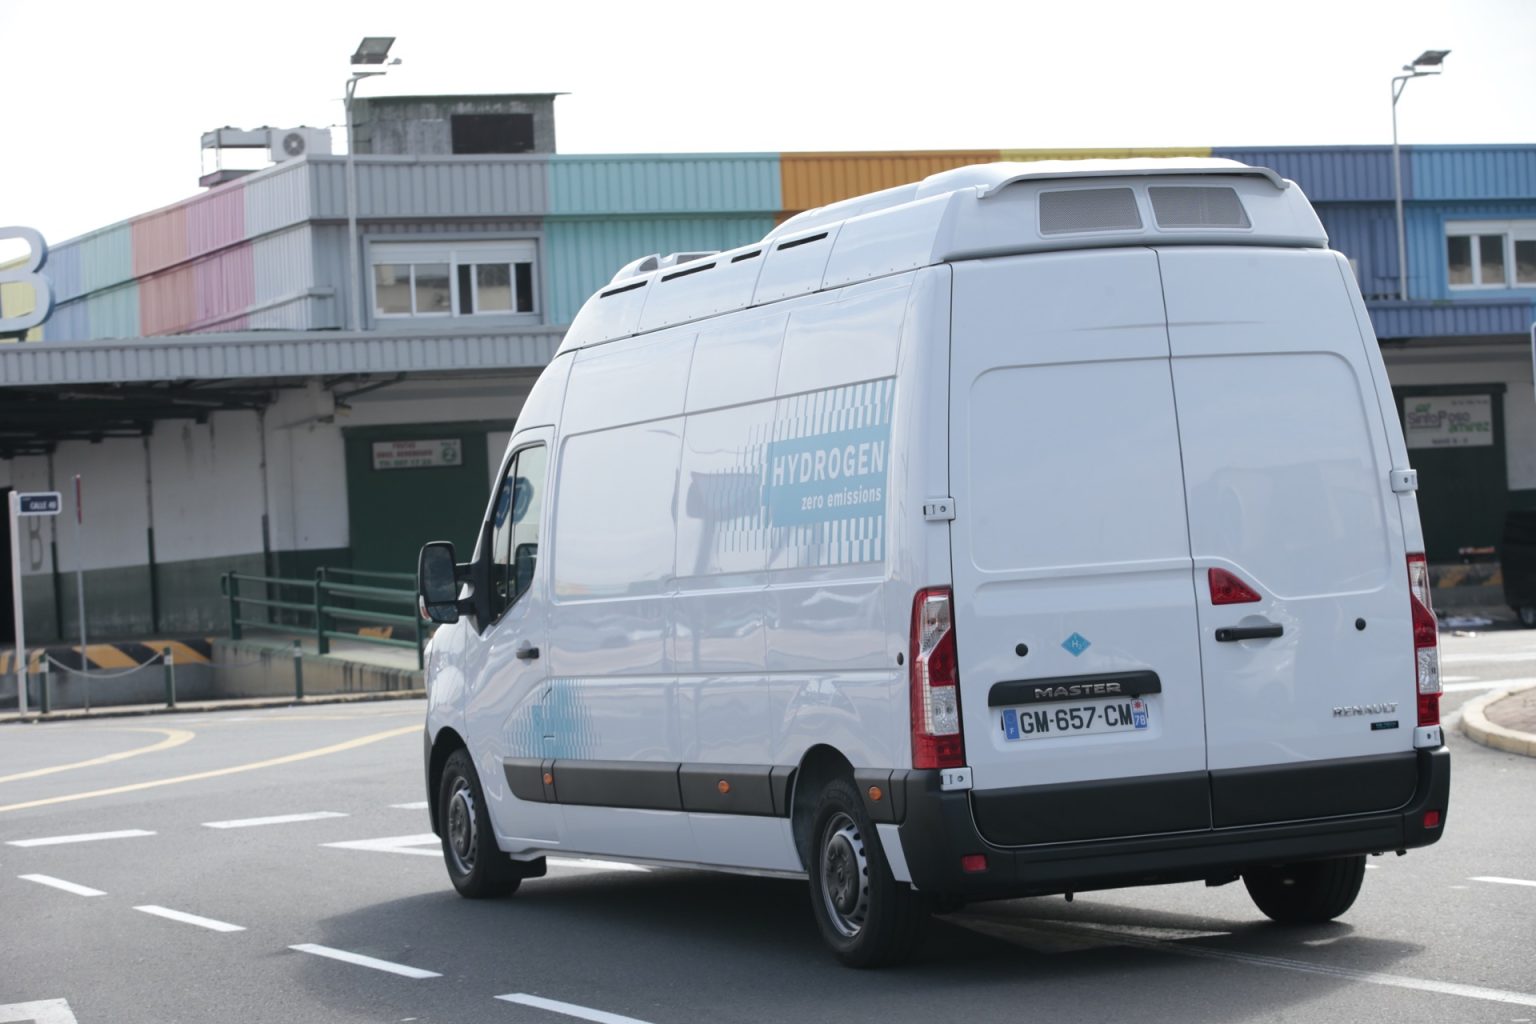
[0,728,195,785]
[1459,683,1536,758]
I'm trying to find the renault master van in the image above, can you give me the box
[416,158,1450,967]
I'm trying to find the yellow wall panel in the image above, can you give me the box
[780,151,1002,213]
[999,147,1213,161]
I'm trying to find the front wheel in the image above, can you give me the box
[1243,855,1366,924]
[438,748,520,899]
[806,777,930,967]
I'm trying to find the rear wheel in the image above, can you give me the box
[1243,855,1366,923]
[439,748,521,899]
[806,777,930,967]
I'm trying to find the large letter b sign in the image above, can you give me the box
[0,226,53,334]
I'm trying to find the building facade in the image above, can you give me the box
[3,102,1533,640]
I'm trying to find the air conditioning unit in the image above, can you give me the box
[268,127,332,163]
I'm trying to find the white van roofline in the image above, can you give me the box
[561,158,1325,355]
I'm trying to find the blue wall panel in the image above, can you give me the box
[1367,298,1536,340]
[41,298,88,341]
[545,216,776,324]
[1214,147,1403,203]
[1316,204,1400,301]
[43,242,82,304]
[550,155,780,215]
[1411,146,1536,201]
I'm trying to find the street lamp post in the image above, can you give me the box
[1391,49,1449,303]
[345,36,398,333]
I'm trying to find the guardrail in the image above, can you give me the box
[221,568,426,669]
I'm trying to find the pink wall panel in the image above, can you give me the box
[193,245,255,325]
[131,206,188,277]
[139,265,196,335]
[186,184,246,258]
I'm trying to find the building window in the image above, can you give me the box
[371,240,537,320]
[451,113,536,155]
[1446,220,1536,289]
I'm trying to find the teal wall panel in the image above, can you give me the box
[550,155,780,215]
[80,223,135,294]
[87,283,141,339]
[545,215,777,325]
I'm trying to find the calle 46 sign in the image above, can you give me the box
[16,492,61,516]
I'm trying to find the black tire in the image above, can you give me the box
[806,777,930,967]
[438,747,521,899]
[1243,855,1366,924]
[1518,606,1536,629]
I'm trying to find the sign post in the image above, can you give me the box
[9,491,61,716]
[74,476,88,712]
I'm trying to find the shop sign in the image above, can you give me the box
[1402,395,1494,449]
[372,438,463,470]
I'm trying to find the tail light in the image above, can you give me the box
[911,587,965,769]
[1407,554,1440,727]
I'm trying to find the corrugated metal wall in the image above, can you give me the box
[192,245,256,329]
[780,151,997,212]
[544,216,775,324]
[308,156,549,220]
[1316,204,1400,301]
[186,184,245,258]
[1214,147,1402,202]
[1000,147,1211,161]
[549,155,779,214]
[1405,201,1536,301]
[42,299,88,342]
[81,224,134,295]
[1411,146,1536,201]
[87,283,140,340]
[131,204,189,277]
[1370,298,1536,340]
[139,265,196,336]
[245,162,313,237]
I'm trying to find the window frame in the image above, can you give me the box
[485,440,549,625]
[366,236,542,324]
[1446,219,1536,291]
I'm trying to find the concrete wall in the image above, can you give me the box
[354,95,557,156]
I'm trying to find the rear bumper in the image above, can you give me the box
[893,747,1450,900]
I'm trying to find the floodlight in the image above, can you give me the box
[351,37,396,65]
[1412,50,1450,68]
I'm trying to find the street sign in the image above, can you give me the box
[17,491,61,516]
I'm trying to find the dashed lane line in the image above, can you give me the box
[0,728,195,785]
[497,993,657,1024]
[203,811,348,829]
[1470,876,1536,889]
[320,833,650,872]
[289,943,440,979]
[7,829,156,848]
[0,999,79,1023]
[0,725,418,815]
[134,905,245,933]
[18,874,105,897]
[965,915,1536,1009]
[391,801,429,810]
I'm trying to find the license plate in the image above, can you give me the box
[1001,698,1151,741]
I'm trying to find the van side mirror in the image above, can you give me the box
[417,541,461,624]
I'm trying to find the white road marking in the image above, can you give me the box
[391,801,429,810]
[1443,675,1476,683]
[7,829,155,847]
[321,834,649,872]
[1439,653,1536,665]
[1015,919,1536,1008]
[1470,876,1536,889]
[323,833,440,857]
[1442,681,1507,693]
[0,999,78,1023]
[289,943,440,979]
[134,905,245,932]
[496,993,656,1024]
[1365,864,1378,870]
[19,874,105,897]
[203,811,348,829]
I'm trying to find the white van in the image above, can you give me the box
[416,158,1450,967]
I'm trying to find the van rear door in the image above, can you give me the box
[948,249,1211,847]
[1158,247,1419,828]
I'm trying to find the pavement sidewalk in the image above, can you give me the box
[0,688,425,726]
[1461,683,1536,758]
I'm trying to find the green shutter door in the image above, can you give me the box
[1396,387,1507,564]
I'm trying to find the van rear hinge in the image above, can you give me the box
[1390,469,1419,494]
[923,497,956,521]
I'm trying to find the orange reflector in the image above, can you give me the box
[717,780,731,794]
[960,854,988,874]
[1423,810,1441,829]
[542,772,553,785]
[868,786,883,802]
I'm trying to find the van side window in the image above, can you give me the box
[489,444,547,619]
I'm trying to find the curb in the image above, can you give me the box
[0,689,426,726]
[1459,683,1536,758]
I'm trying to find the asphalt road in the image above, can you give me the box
[1,629,1533,1024]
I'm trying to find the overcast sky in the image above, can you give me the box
[1,0,1532,249]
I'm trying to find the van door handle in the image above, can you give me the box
[516,643,540,661]
[1215,624,1283,642]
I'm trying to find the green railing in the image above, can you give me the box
[221,567,426,669]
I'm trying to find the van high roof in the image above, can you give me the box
[560,158,1326,354]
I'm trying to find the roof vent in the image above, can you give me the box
[1038,188,1142,234]
[1148,186,1251,228]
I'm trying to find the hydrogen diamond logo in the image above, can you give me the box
[1061,632,1091,657]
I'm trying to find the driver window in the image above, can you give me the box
[489,444,547,620]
